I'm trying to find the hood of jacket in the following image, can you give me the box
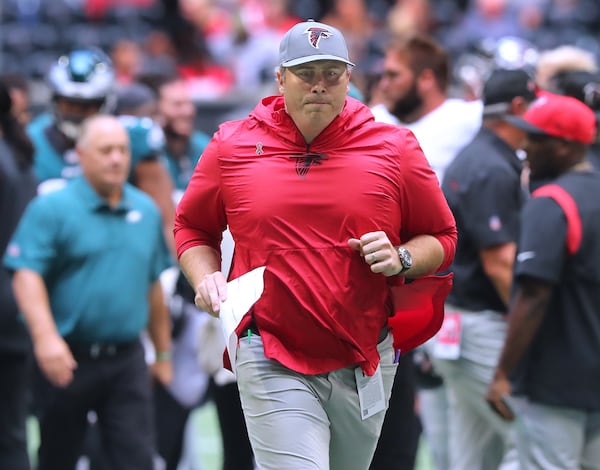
[247,94,375,149]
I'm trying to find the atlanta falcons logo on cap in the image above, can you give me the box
[304,27,332,49]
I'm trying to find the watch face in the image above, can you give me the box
[398,247,412,270]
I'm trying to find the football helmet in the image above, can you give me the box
[48,48,115,139]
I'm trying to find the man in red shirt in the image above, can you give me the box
[174,19,456,470]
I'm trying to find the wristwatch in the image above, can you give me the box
[396,246,413,275]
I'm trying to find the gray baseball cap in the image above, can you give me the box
[279,20,355,68]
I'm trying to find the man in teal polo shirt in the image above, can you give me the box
[4,115,173,470]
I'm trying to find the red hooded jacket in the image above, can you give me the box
[175,95,456,375]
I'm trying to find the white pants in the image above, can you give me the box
[235,333,397,470]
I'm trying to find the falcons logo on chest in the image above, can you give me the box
[304,27,332,48]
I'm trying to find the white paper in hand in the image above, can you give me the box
[219,266,266,376]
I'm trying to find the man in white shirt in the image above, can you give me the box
[371,33,481,470]
[373,33,482,184]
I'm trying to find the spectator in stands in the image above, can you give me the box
[111,39,144,86]
[140,30,178,79]
[175,30,235,100]
[228,0,301,93]
[0,78,37,470]
[321,0,384,75]
[526,0,600,51]
[387,0,433,37]
[442,0,529,60]
[178,0,235,61]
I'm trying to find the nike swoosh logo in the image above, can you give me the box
[517,251,536,262]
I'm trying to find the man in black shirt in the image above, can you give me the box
[435,68,537,470]
[487,92,600,469]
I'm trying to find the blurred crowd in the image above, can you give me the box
[1,0,600,132]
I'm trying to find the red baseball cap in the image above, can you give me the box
[505,91,596,144]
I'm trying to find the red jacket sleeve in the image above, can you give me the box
[398,130,457,272]
[174,135,227,259]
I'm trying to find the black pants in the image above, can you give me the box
[0,351,32,470]
[35,341,155,470]
[370,350,422,470]
[153,381,195,470]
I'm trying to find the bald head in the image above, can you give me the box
[77,115,127,150]
[76,115,131,203]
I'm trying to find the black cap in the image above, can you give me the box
[549,70,600,112]
[482,68,538,117]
